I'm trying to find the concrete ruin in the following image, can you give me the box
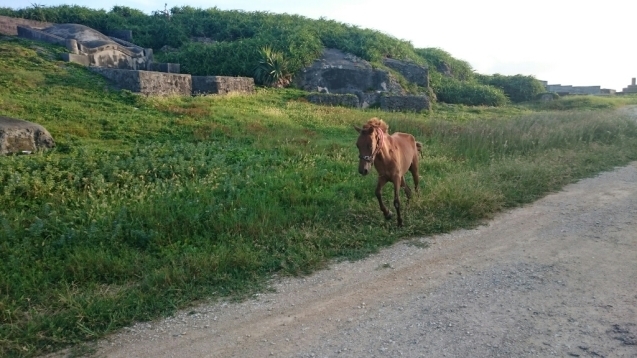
[296,48,431,112]
[2,16,254,96]
[17,23,158,71]
[0,116,55,155]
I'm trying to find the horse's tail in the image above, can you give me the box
[416,141,423,157]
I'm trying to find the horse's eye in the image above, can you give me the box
[368,145,372,150]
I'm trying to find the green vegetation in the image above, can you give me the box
[3,34,637,358]
[2,4,546,106]
[253,46,292,87]
[531,94,637,111]
[433,76,509,106]
[477,74,546,103]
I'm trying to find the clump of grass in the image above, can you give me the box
[531,95,626,111]
[2,38,637,357]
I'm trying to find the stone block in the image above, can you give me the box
[90,68,192,96]
[60,53,90,66]
[192,76,254,95]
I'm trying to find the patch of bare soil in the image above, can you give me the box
[51,107,637,358]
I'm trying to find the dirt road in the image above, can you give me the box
[85,160,637,358]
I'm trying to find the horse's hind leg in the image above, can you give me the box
[392,175,403,226]
[375,177,392,220]
[401,176,413,200]
[409,158,420,193]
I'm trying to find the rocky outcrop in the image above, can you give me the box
[0,116,55,155]
[295,49,430,111]
[382,58,429,87]
[293,49,405,108]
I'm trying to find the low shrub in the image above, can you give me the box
[432,76,508,106]
[477,74,546,103]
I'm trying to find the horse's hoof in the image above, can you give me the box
[384,212,393,220]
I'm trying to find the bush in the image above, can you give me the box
[535,92,560,101]
[414,48,474,81]
[477,74,545,103]
[433,77,508,106]
[533,95,622,111]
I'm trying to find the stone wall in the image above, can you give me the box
[0,15,51,36]
[380,95,430,112]
[192,76,255,95]
[89,68,192,96]
[150,62,181,73]
[382,58,429,87]
[306,93,359,108]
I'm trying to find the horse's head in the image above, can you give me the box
[354,125,382,176]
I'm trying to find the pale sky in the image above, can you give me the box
[3,0,635,91]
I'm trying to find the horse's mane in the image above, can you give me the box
[362,118,389,133]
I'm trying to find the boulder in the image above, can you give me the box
[0,116,55,155]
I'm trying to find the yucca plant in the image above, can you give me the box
[253,46,291,88]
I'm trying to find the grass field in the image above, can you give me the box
[2,37,637,357]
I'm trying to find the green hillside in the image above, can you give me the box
[1,5,545,104]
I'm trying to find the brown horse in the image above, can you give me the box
[354,118,422,226]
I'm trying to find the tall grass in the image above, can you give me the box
[531,94,637,111]
[2,38,637,357]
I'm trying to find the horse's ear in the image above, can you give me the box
[353,125,362,133]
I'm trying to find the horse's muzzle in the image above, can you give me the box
[359,168,369,176]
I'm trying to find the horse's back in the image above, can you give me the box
[389,132,419,170]
[391,132,418,154]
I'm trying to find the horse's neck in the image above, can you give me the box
[376,135,393,162]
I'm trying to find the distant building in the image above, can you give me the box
[621,78,637,94]
[539,80,615,95]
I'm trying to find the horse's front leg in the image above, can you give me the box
[375,177,392,220]
[393,175,403,226]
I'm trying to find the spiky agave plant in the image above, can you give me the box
[254,46,291,88]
